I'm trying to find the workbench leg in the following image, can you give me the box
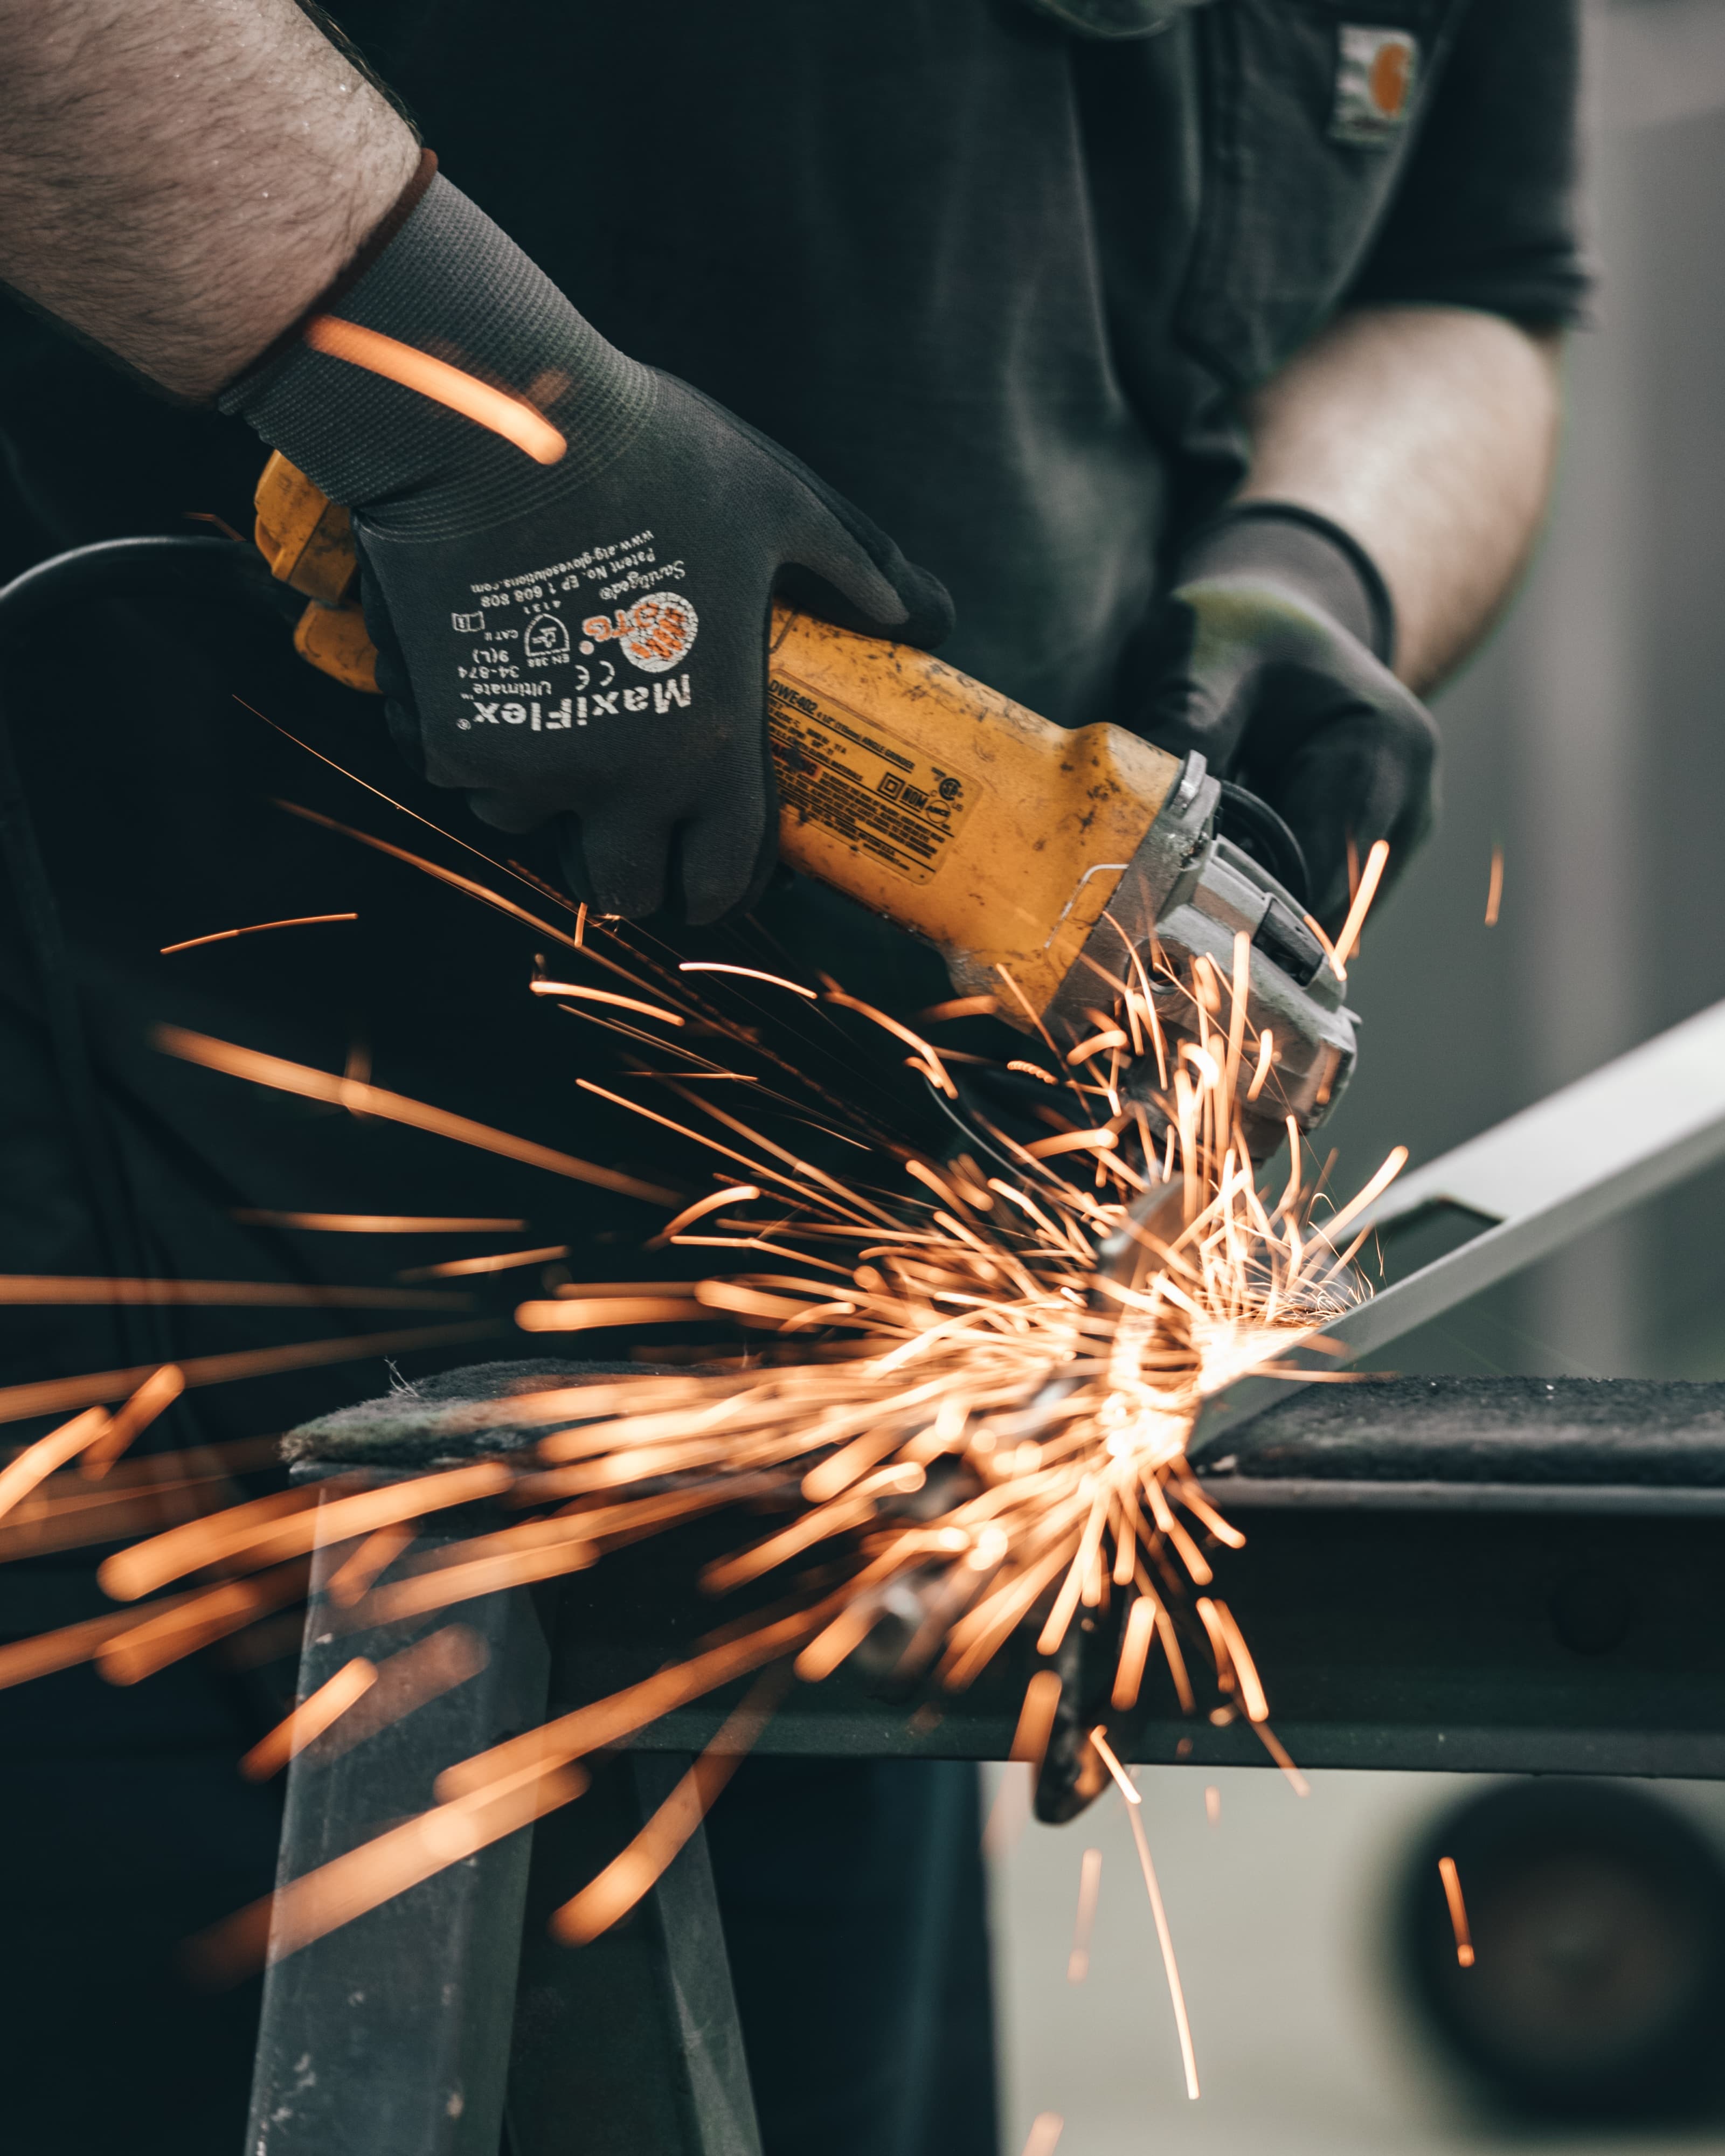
[505,1752,763,2156]
[245,1550,552,2156]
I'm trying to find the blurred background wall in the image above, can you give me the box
[990,4,1725,2148]
[1321,0,1725,1384]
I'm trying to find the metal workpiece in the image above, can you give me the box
[249,1369,1725,2156]
[524,1381,1725,1784]
[507,1754,761,2156]
[246,1505,552,2156]
[1173,1376,1725,1779]
[1361,995,1725,1238]
[276,1365,1725,1795]
[245,1470,760,2156]
[1197,993,1725,1445]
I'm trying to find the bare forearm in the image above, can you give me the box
[0,0,418,399]
[1239,306,1563,692]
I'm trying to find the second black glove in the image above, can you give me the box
[1120,502,1438,932]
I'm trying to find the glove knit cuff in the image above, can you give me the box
[220,174,654,538]
[1175,501,1397,669]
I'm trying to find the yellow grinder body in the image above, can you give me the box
[254,453,1356,1138]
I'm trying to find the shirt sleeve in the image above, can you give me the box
[1345,0,1594,326]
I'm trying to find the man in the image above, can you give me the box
[0,2,1583,2151]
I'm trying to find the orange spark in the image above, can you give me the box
[304,317,566,464]
[0,1597,205,1691]
[100,1459,514,1603]
[0,1276,466,1311]
[355,1535,599,1624]
[530,981,686,1025]
[232,1212,525,1232]
[822,988,958,1098]
[437,1609,827,1804]
[649,1185,763,1249]
[161,912,356,955]
[1175,1482,1246,1550]
[1438,1855,1475,1967]
[1245,1029,1274,1103]
[1068,1846,1103,1982]
[1066,1029,1130,1067]
[0,1322,501,1430]
[677,961,816,999]
[981,1763,1032,1861]
[307,1626,490,1763]
[1125,1799,1201,2100]
[515,1295,701,1333]
[1331,837,1390,973]
[1020,2115,1064,2156]
[193,1757,588,1983]
[1112,1593,1158,1711]
[324,1521,415,1607]
[0,1407,115,1524]
[1087,1725,1141,1807]
[1304,1145,1408,1263]
[1252,1722,1311,1796]
[156,1026,678,1207]
[1009,1670,1063,1774]
[1022,1128,1118,1160]
[1205,1785,1221,1826]
[551,1673,786,1944]
[1485,844,1505,927]
[240,1658,377,1781]
[79,1363,185,1479]
[399,1244,569,1280]
[98,1561,311,1685]
[1206,1599,1270,1722]
[274,800,594,959]
[1225,929,1250,1100]
[918,995,999,1022]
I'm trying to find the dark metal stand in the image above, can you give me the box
[246,1515,762,2156]
[248,1375,1725,2152]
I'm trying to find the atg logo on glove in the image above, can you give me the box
[581,593,700,674]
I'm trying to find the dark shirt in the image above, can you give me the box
[4,0,1590,722]
[0,0,1591,1403]
[0,22,1593,2143]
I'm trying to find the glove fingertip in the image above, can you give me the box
[890,561,957,651]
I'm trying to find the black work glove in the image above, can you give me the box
[224,172,951,924]
[1119,502,1438,932]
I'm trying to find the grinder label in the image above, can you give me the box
[768,673,978,885]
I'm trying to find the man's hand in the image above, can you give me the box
[1123,504,1437,931]
[226,177,952,923]
[0,0,418,400]
[1126,306,1563,931]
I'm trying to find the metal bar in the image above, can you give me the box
[1193,1478,1725,1517]
[246,1513,551,2156]
[1197,996,1725,1443]
[505,1753,763,2156]
[1362,996,1725,1231]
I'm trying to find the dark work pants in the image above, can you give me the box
[0,1683,997,2156]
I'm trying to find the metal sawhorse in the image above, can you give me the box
[246,1372,1725,2153]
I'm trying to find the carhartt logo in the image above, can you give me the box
[581,592,699,674]
[1332,26,1418,146]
